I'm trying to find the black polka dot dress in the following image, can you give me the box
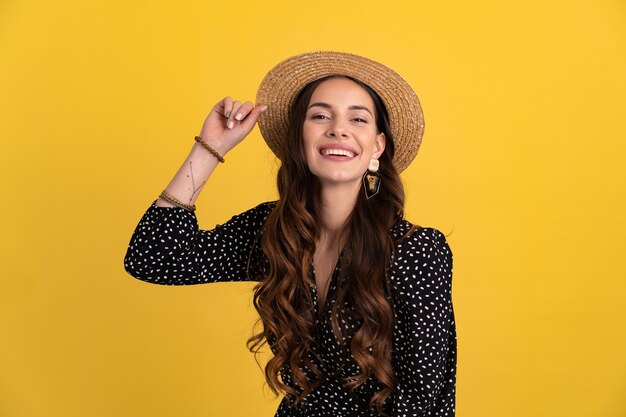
[124,200,457,417]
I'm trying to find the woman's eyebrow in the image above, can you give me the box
[308,102,373,116]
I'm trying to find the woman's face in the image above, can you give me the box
[302,77,386,189]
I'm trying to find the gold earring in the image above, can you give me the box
[363,159,381,199]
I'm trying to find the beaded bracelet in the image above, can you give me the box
[194,136,225,163]
[159,190,196,212]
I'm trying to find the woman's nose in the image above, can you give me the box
[327,120,349,138]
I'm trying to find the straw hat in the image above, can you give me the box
[255,51,424,173]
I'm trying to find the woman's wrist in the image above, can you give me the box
[193,136,226,163]
[192,138,227,162]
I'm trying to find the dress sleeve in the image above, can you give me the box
[390,227,456,417]
[123,199,276,285]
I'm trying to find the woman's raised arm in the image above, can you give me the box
[123,98,269,285]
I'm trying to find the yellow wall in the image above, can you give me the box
[1,1,624,416]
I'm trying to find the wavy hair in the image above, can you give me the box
[247,75,406,415]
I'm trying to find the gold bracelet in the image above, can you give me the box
[159,190,196,212]
[194,136,225,163]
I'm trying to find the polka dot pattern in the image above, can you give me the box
[124,200,456,416]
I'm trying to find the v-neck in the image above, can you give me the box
[310,251,344,317]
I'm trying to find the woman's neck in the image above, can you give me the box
[316,180,360,246]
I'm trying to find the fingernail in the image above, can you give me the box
[227,121,234,129]
[235,113,243,121]
[261,106,268,113]
[225,111,231,118]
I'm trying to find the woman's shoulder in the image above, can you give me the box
[391,218,452,257]
[198,200,278,238]
[248,200,278,216]
[229,200,278,224]
[388,218,453,293]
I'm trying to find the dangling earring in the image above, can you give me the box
[363,158,381,199]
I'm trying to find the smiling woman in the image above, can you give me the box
[303,77,386,190]
[124,51,456,417]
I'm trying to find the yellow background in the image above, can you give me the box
[1,0,625,416]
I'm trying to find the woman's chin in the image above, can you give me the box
[314,173,362,188]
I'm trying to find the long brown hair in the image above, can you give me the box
[247,75,405,415]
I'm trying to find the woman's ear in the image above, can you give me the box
[374,132,386,159]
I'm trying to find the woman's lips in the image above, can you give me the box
[320,148,355,157]
[318,145,358,161]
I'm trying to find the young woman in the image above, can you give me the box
[124,51,456,417]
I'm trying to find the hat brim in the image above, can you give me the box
[255,51,424,173]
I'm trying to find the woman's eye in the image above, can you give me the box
[354,117,367,123]
[312,114,328,120]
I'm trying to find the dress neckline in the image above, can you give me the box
[309,251,344,318]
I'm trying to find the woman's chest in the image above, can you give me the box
[311,249,340,312]
[306,262,367,375]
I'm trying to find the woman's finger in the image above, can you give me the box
[238,104,268,133]
[218,96,233,119]
[226,101,243,129]
[234,101,254,122]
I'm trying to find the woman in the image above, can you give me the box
[124,51,456,417]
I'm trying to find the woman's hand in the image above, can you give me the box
[197,97,267,156]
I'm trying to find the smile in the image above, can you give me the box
[320,148,356,158]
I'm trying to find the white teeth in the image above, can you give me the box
[321,148,355,157]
